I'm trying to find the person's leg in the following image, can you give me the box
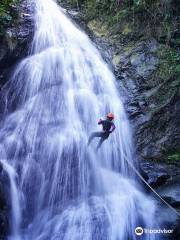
[96,133,109,151]
[96,137,105,151]
[88,132,103,146]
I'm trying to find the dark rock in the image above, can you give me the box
[140,160,180,187]
[172,219,180,240]
[0,163,10,239]
[0,0,34,88]
[130,53,159,78]
[162,196,180,208]
[158,183,180,208]
[148,173,170,188]
[140,160,170,187]
[140,160,180,238]
[156,203,180,240]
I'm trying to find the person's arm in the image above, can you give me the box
[98,119,103,125]
[109,123,116,133]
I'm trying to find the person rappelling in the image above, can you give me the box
[88,113,116,151]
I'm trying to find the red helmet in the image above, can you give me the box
[107,112,114,120]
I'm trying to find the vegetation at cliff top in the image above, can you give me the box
[60,0,180,47]
[61,1,180,78]
[0,0,20,34]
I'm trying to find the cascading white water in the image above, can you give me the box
[0,0,162,239]
[0,160,21,240]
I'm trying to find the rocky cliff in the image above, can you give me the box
[0,1,34,238]
[0,0,33,95]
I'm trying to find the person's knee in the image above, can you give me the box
[93,132,102,138]
[89,132,96,138]
[102,135,109,141]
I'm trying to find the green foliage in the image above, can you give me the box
[0,0,20,34]
[60,0,117,16]
[147,46,180,111]
[167,152,180,163]
[156,46,180,80]
[60,0,179,45]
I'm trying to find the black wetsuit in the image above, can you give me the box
[88,118,116,150]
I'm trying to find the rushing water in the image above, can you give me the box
[0,0,162,239]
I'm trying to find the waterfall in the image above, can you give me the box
[0,0,162,239]
[0,160,21,240]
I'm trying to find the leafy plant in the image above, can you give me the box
[0,0,20,34]
[167,152,180,163]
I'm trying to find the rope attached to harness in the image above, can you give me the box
[122,153,180,217]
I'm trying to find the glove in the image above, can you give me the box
[98,119,102,124]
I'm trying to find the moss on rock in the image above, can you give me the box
[87,19,109,37]
[0,0,20,35]
[167,152,180,163]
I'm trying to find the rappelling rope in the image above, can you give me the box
[121,152,180,217]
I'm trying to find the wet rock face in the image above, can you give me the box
[109,38,179,161]
[113,39,159,79]
[140,161,180,188]
[0,164,10,239]
[140,160,180,237]
[0,0,34,88]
